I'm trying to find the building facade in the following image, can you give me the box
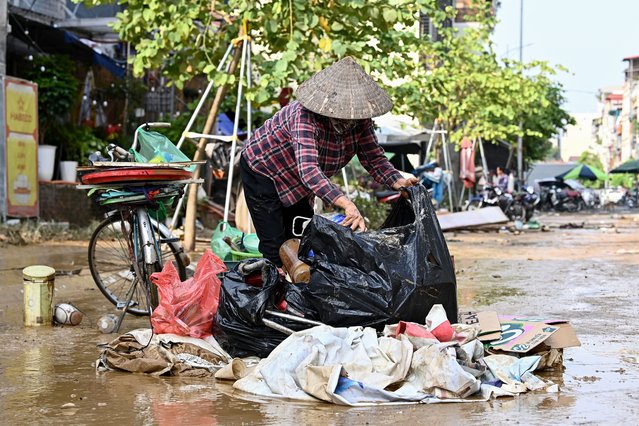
[594,57,639,169]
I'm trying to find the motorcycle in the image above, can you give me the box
[621,187,638,208]
[464,185,538,222]
[517,186,540,222]
[465,186,518,221]
[545,186,585,212]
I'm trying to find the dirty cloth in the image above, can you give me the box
[232,321,556,406]
[97,329,232,377]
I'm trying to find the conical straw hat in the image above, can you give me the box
[295,56,392,119]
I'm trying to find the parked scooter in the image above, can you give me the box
[544,185,585,212]
[464,185,538,222]
[464,186,515,220]
[621,187,638,208]
[517,186,540,222]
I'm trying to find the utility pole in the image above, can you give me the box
[516,0,524,185]
[0,0,6,76]
[0,0,7,221]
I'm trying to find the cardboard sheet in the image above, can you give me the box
[437,207,509,231]
[489,320,559,353]
[496,316,581,349]
[459,311,501,342]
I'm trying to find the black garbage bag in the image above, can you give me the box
[214,259,317,358]
[298,185,457,328]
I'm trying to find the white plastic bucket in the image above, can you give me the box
[59,161,78,182]
[37,145,57,181]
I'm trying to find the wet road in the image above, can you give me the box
[1,212,639,424]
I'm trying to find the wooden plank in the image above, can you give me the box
[437,207,509,231]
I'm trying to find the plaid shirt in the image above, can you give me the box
[242,101,402,207]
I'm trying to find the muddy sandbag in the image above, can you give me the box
[298,185,457,328]
[97,329,232,377]
[214,259,317,358]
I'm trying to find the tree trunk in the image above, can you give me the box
[183,46,243,252]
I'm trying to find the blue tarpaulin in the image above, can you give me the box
[63,31,126,78]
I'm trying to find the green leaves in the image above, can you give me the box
[382,8,398,23]
[80,0,569,159]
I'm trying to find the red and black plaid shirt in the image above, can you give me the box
[242,101,402,207]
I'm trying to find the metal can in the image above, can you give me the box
[23,265,56,327]
[54,303,83,326]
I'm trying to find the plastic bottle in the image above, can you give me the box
[97,313,119,334]
[279,239,311,284]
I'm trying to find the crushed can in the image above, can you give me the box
[54,303,83,325]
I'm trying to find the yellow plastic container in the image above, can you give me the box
[23,265,56,326]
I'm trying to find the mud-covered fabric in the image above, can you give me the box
[96,329,232,377]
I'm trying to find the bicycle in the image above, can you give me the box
[81,122,196,323]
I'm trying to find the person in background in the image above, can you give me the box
[240,57,418,266]
[494,166,509,191]
[415,161,444,207]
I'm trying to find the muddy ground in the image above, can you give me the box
[1,211,638,425]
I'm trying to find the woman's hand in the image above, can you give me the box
[334,196,366,232]
[391,177,420,191]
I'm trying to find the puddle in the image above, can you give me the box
[2,216,639,423]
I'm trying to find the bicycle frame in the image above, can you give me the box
[109,206,162,330]
[103,208,187,267]
[136,206,159,265]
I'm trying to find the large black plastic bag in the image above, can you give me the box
[299,185,457,328]
[214,259,317,358]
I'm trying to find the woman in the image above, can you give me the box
[240,56,418,266]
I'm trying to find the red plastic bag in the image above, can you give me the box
[150,249,227,338]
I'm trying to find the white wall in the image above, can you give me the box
[560,113,598,162]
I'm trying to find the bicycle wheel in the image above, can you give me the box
[88,212,187,316]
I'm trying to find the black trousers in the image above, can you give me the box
[240,155,313,266]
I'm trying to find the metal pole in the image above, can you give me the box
[176,43,233,150]
[342,168,350,197]
[0,0,6,77]
[170,43,234,229]
[0,1,7,222]
[477,137,489,182]
[517,0,524,185]
[424,121,438,161]
[223,38,248,223]
[262,318,294,335]
[441,131,454,210]
[245,41,253,233]
[264,309,324,327]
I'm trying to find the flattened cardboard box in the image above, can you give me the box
[489,316,581,354]
[459,311,501,342]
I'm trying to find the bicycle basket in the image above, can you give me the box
[130,129,196,172]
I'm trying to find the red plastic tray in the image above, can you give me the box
[81,167,192,185]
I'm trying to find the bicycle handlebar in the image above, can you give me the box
[143,122,171,129]
[132,122,172,151]
[107,143,132,162]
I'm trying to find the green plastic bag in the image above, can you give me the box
[129,129,193,220]
[130,128,195,172]
[211,221,243,261]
